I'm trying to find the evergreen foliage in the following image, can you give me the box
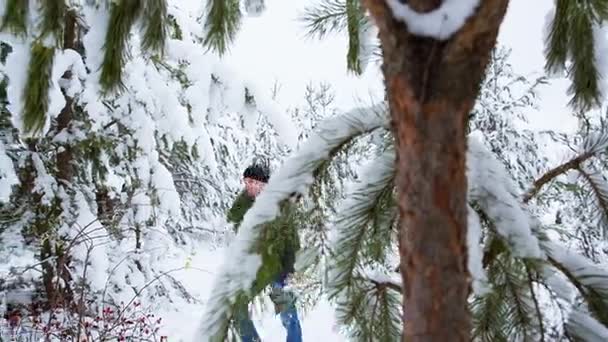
[38,1,67,46]
[544,0,608,110]
[0,0,28,36]
[201,0,241,56]
[199,45,608,341]
[0,1,302,335]
[99,0,143,93]
[301,0,373,75]
[140,0,168,54]
[22,42,54,135]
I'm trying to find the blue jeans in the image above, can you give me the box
[235,281,302,342]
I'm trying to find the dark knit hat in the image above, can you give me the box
[243,163,270,183]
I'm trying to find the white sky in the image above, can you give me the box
[211,0,579,133]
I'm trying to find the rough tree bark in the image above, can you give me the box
[362,0,509,341]
[42,9,79,309]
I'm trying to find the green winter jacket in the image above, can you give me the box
[227,191,301,287]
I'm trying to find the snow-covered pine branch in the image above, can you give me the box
[542,240,608,327]
[468,204,488,295]
[195,104,389,341]
[327,145,395,296]
[471,255,542,341]
[565,310,608,341]
[325,145,400,341]
[0,0,304,331]
[544,0,608,111]
[335,266,402,341]
[467,130,544,259]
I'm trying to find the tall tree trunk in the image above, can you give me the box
[56,12,77,183]
[363,0,509,341]
[47,9,79,309]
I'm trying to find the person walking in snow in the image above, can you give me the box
[227,163,302,342]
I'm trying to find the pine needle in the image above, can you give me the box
[328,147,395,297]
[345,0,364,75]
[544,0,605,111]
[202,0,241,56]
[0,0,28,35]
[589,0,608,20]
[99,0,143,93]
[566,4,602,111]
[473,252,540,341]
[335,276,401,341]
[544,0,570,76]
[141,0,167,54]
[577,166,608,238]
[37,0,67,46]
[22,42,54,135]
[300,0,348,39]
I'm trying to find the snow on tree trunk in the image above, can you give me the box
[362,0,509,340]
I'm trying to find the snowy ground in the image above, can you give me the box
[158,244,346,342]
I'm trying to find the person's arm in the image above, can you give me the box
[226,192,252,231]
[226,195,240,225]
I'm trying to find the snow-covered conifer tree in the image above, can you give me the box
[196,0,608,340]
[0,2,295,339]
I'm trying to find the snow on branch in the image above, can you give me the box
[335,266,402,341]
[384,0,480,40]
[468,204,488,295]
[544,240,608,298]
[195,104,389,341]
[580,126,608,156]
[467,131,543,259]
[566,310,608,341]
[543,240,608,328]
[359,267,403,294]
[0,141,18,203]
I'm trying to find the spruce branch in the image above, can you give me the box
[22,42,54,135]
[99,0,143,93]
[37,0,67,46]
[301,0,348,39]
[201,0,241,56]
[140,0,168,54]
[0,0,28,35]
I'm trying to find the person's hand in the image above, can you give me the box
[269,285,296,314]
